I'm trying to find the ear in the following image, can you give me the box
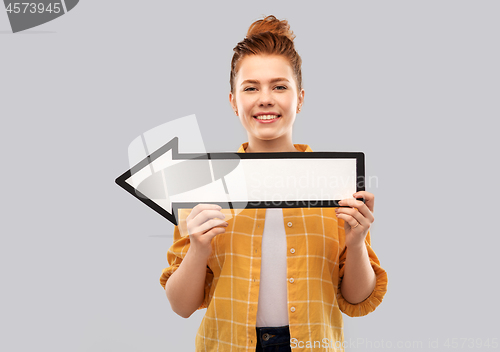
[296,89,305,112]
[229,91,238,115]
[298,88,305,106]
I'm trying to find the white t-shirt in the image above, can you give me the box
[256,208,289,327]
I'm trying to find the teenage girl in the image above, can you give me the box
[161,15,388,352]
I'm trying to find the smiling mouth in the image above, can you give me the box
[253,115,281,120]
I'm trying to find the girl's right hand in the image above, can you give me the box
[186,203,228,258]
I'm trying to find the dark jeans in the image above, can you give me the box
[255,325,291,352]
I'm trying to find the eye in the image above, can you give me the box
[244,87,256,92]
[275,85,287,90]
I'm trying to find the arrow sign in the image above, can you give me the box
[115,137,365,225]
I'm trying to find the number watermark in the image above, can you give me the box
[6,2,62,14]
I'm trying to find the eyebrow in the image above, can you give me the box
[240,77,290,86]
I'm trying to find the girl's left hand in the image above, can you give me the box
[335,191,375,249]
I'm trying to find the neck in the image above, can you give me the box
[246,136,297,153]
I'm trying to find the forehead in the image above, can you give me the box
[236,55,294,82]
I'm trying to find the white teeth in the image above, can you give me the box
[255,115,280,120]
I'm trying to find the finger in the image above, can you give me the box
[336,207,369,226]
[192,209,226,227]
[338,198,374,223]
[186,204,223,223]
[336,213,361,229]
[193,218,228,236]
[353,191,374,213]
[203,226,227,242]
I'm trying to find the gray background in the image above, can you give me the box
[1,1,499,351]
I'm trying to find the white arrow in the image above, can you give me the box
[115,137,365,225]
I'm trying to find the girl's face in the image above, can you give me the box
[229,55,304,151]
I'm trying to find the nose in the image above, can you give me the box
[258,88,274,106]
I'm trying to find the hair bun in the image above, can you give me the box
[246,15,295,42]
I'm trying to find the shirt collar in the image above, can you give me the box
[237,142,313,153]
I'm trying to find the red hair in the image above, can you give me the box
[230,15,303,96]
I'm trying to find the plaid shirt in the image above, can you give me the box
[160,143,388,352]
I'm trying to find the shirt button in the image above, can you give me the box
[290,248,295,254]
[289,278,294,283]
[287,222,293,227]
[290,307,296,313]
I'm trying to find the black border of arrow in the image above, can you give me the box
[115,137,365,225]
